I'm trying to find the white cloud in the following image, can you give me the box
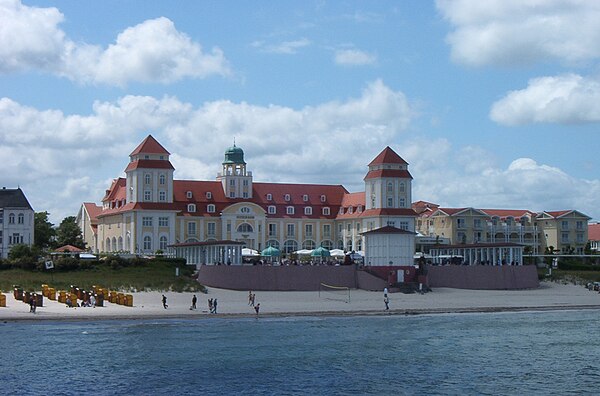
[490,73,600,125]
[0,1,229,85]
[334,49,376,66]
[436,0,600,66]
[251,38,310,54]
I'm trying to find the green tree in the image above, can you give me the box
[8,244,35,260]
[34,211,56,249]
[55,216,85,249]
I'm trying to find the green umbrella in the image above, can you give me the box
[261,245,281,257]
[311,246,331,257]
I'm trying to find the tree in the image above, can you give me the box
[55,216,85,249]
[34,211,56,249]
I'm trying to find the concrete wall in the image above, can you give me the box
[198,265,358,291]
[427,265,539,290]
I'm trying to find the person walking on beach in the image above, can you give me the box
[30,295,36,313]
[212,298,218,314]
[248,291,253,305]
[250,293,256,307]
[162,294,168,309]
[191,294,197,310]
[254,303,260,316]
[384,294,390,311]
[208,298,213,313]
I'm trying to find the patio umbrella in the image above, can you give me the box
[330,249,346,257]
[311,246,331,257]
[261,246,281,257]
[242,248,260,256]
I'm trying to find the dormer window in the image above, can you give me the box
[188,204,196,213]
[286,206,294,215]
[284,194,291,202]
[320,195,326,202]
[322,207,330,216]
[267,193,273,201]
[186,191,193,199]
[304,207,312,215]
[348,207,353,214]
[268,206,276,214]
[207,204,215,213]
[144,155,150,160]
[357,205,363,213]
[339,207,344,215]
[303,194,309,202]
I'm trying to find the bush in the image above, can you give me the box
[54,257,81,271]
[558,261,600,271]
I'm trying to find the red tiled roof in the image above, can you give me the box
[130,135,170,156]
[124,159,175,172]
[368,146,408,166]
[588,224,600,241]
[434,208,467,216]
[55,245,84,252]
[341,192,365,207]
[102,178,126,201]
[543,210,573,218]
[83,202,102,223]
[481,209,534,218]
[363,169,413,180]
[361,225,415,235]
[337,208,417,219]
[97,202,181,218]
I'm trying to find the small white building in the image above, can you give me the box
[0,187,35,258]
[362,226,416,266]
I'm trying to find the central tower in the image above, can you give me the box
[217,144,253,199]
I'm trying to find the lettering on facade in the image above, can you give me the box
[236,215,254,219]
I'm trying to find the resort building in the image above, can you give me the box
[415,205,591,255]
[0,187,35,259]
[589,223,600,252]
[79,135,417,264]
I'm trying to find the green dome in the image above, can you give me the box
[223,144,245,164]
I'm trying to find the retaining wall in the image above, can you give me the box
[427,265,539,290]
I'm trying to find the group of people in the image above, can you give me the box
[208,298,218,313]
[248,291,260,315]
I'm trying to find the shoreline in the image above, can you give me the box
[2,281,600,323]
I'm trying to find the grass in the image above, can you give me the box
[0,261,206,293]
[538,267,600,285]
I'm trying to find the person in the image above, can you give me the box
[250,293,256,307]
[383,287,388,296]
[191,294,197,310]
[30,294,36,313]
[212,298,218,314]
[162,294,168,309]
[208,298,213,313]
[90,294,96,308]
[384,294,389,311]
[66,296,73,308]
[248,291,253,305]
[254,303,260,315]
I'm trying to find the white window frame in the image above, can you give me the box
[188,204,196,213]
[304,207,312,215]
[206,191,212,199]
[187,191,193,199]
[267,193,273,201]
[286,206,295,215]
[207,204,216,213]
[284,194,291,202]
[158,217,169,227]
[322,207,330,216]
[320,195,326,202]
[188,222,196,235]
[268,206,276,214]
[303,194,308,202]
[142,217,152,227]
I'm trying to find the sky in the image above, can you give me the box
[1,0,600,225]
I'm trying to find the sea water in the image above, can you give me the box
[2,310,600,395]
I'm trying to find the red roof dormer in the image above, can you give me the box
[130,135,170,156]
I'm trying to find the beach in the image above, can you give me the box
[1,281,600,321]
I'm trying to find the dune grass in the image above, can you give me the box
[0,261,205,293]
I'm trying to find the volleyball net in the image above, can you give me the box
[318,282,350,303]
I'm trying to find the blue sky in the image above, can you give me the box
[1,0,599,224]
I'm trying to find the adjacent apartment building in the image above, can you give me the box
[415,202,590,255]
[78,135,417,258]
[0,187,35,258]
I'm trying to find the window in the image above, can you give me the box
[399,198,405,208]
[207,204,216,213]
[457,218,466,229]
[348,207,353,214]
[387,221,396,227]
[144,190,151,201]
[145,174,151,185]
[576,221,584,230]
[561,232,570,243]
[303,194,308,202]
[243,192,249,198]
[474,219,482,229]
[284,194,291,202]
[0,212,3,224]
[188,204,196,213]
[230,192,235,198]
[159,236,168,250]
[188,222,196,235]
[266,240,279,249]
[243,180,249,186]
[305,224,313,237]
[144,155,149,160]
[159,191,166,202]
[268,223,277,237]
[387,197,393,207]
[320,195,326,202]
[387,182,393,193]
[207,222,216,236]
[561,221,569,230]
[286,206,294,215]
[160,155,164,160]
[339,207,344,215]
[159,174,166,185]
[227,223,231,232]
[241,207,250,213]
[9,213,15,224]
[230,179,235,186]
[159,217,169,227]
[399,182,405,193]
[323,224,331,237]
[266,193,272,201]
[142,217,152,227]
[143,236,152,250]
[322,207,330,216]
[357,205,363,213]
[187,191,193,199]
[17,213,24,224]
[399,221,408,230]
[304,207,312,215]
[206,191,212,199]
[237,223,253,233]
[268,206,276,214]
[577,233,584,243]
[287,224,295,236]
[303,240,316,250]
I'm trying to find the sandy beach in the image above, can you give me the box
[1,282,600,321]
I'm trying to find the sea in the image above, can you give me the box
[1,310,600,395]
